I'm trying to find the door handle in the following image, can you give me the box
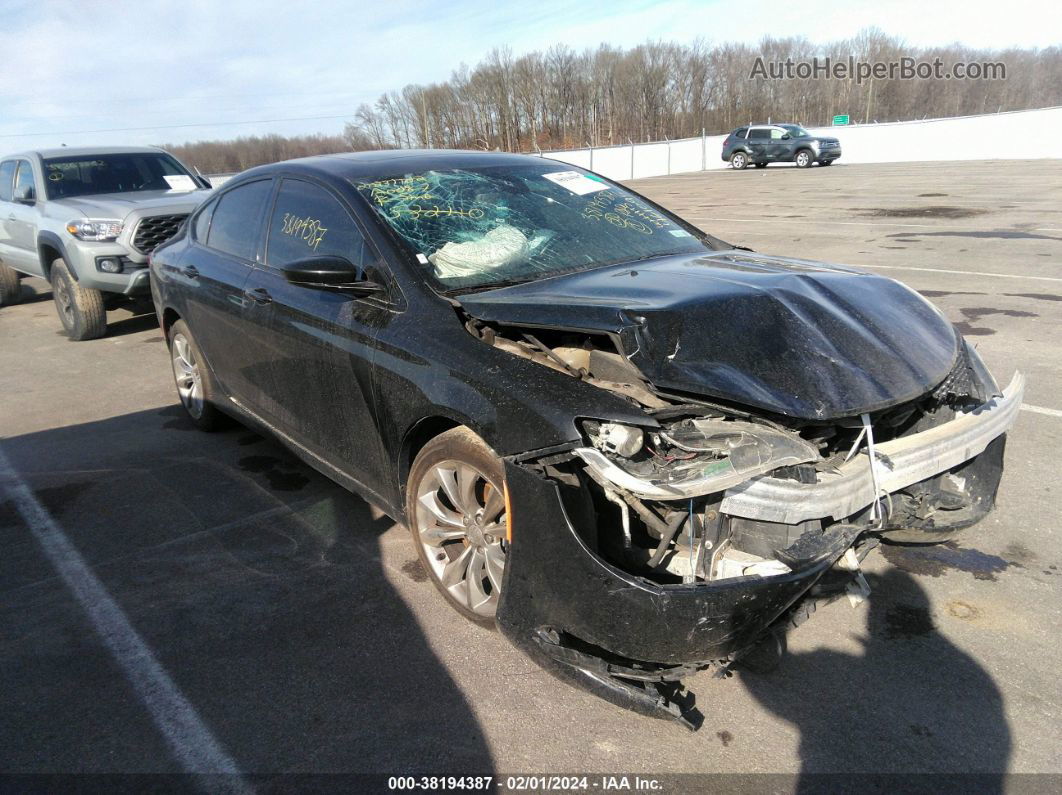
[181,265,199,279]
[246,287,272,306]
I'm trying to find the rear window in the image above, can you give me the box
[748,129,769,140]
[733,128,748,139]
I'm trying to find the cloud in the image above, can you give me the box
[0,0,1055,152]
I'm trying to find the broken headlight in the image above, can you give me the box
[576,418,820,500]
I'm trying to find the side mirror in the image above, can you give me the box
[281,255,384,295]
[780,134,791,140]
[14,184,35,204]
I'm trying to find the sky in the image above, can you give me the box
[0,0,1056,154]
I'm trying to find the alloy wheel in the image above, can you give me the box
[171,332,205,418]
[415,460,507,617]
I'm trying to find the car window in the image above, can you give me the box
[266,179,368,270]
[0,161,14,202]
[770,128,787,140]
[748,129,769,140]
[733,128,748,139]
[193,196,217,242]
[206,179,272,261]
[42,152,197,199]
[353,163,708,292]
[14,160,35,199]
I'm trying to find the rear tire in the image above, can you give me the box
[730,151,749,170]
[406,427,508,628]
[50,259,106,340]
[167,319,228,431]
[794,149,813,168]
[0,263,21,306]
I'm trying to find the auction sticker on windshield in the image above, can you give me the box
[163,174,197,191]
[542,170,609,195]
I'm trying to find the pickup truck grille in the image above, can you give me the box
[131,214,188,254]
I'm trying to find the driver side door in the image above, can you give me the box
[239,177,396,500]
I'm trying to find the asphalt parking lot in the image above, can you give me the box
[2,159,1060,786]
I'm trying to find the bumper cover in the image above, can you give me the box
[497,461,846,727]
[721,372,1023,525]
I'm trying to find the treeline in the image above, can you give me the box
[164,133,351,175]
[347,30,1062,151]
[164,29,1062,173]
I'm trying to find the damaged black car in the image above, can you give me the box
[149,150,1022,729]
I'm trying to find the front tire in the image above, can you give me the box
[167,319,228,431]
[794,149,813,168]
[50,259,106,340]
[0,263,21,306]
[406,427,508,627]
[730,151,749,170]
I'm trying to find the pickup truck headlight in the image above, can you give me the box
[66,219,124,242]
[576,419,820,500]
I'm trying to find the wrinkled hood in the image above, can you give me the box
[458,251,959,420]
[48,189,211,221]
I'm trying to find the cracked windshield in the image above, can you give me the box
[353,164,709,291]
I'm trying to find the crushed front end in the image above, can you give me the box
[495,341,1023,729]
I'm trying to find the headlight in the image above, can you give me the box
[576,419,820,500]
[66,219,123,241]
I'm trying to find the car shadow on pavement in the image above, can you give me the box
[739,567,1010,789]
[0,407,494,779]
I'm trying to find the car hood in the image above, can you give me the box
[50,189,211,220]
[457,251,959,420]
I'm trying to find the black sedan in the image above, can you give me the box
[150,150,1021,728]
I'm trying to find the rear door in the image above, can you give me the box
[239,176,395,495]
[746,127,770,161]
[178,177,273,403]
[7,160,41,271]
[0,160,19,271]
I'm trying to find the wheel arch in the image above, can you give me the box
[160,307,181,340]
[399,413,498,498]
[37,232,71,281]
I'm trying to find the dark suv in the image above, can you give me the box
[721,124,841,169]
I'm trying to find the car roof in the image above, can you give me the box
[231,149,556,183]
[1,145,168,160]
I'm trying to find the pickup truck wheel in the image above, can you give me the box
[794,149,813,168]
[50,259,106,340]
[730,151,749,170]
[407,427,508,628]
[0,263,21,306]
[167,319,228,431]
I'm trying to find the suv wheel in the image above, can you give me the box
[50,259,106,340]
[168,319,228,431]
[0,263,21,306]
[406,427,508,627]
[794,149,813,168]
[730,151,749,170]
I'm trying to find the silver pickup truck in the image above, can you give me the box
[0,146,211,339]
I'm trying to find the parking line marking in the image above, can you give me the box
[853,264,1062,284]
[0,445,251,791]
[1022,403,1062,418]
[700,216,1062,233]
